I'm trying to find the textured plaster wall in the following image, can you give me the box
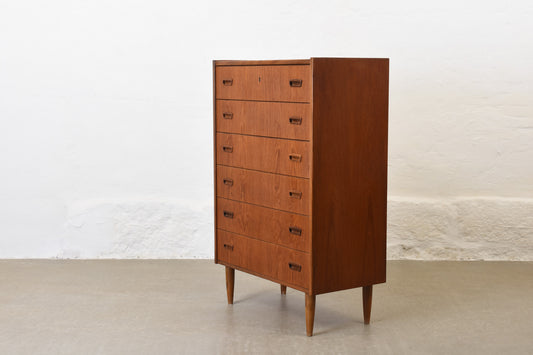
[0,1,532,259]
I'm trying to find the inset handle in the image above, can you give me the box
[288,262,302,272]
[222,112,233,120]
[289,79,302,87]
[222,79,233,86]
[289,226,302,236]
[223,244,234,251]
[289,154,302,162]
[223,210,234,219]
[222,146,233,153]
[289,191,302,199]
[223,178,233,186]
[289,117,302,125]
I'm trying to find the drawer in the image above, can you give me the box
[216,166,310,215]
[216,100,311,140]
[216,133,310,178]
[217,229,310,289]
[215,65,311,102]
[217,198,310,252]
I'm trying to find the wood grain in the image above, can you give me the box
[311,58,389,294]
[216,100,311,140]
[215,65,311,102]
[216,166,310,215]
[217,229,310,290]
[217,197,311,252]
[216,132,310,178]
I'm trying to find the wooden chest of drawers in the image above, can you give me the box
[213,58,389,336]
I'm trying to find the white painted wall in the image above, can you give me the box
[1,1,532,259]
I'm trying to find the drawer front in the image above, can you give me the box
[217,230,310,289]
[217,198,310,252]
[216,133,310,178]
[216,100,311,140]
[216,166,310,215]
[215,65,311,102]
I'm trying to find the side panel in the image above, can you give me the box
[311,58,389,294]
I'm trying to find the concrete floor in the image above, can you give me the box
[0,261,532,355]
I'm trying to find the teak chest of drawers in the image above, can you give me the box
[213,58,389,336]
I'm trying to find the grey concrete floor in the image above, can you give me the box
[0,260,532,355]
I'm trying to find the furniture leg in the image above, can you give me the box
[363,285,373,324]
[226,267,235,304]
[305,293,316,336]
[280,285,287,295]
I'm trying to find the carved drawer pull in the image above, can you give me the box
[223,244,234,251]
[288,262,302,272]
[289,191,302,199]
[222,79,233,86]
[222,112,233,120]
[289,154,302,162]
[289,117,302,125]
[223,178,233,186]
[289,79,302,87]
[223,210,234,219]
[289,226,302,236]
[222,146,233,153]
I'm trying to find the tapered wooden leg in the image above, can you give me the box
[280,285,287,295]
[305,293,316,336]
[363,285,373,324]
[225,267,234,304]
